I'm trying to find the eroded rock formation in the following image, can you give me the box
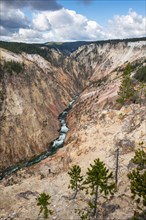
[0,40,145,170]
[0,39,146,220]
[0,48,84,169]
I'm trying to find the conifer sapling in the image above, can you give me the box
[83,158,115,218]
[68,165,83,199]
[37,192,53,219]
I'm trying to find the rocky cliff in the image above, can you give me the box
[0,40,145,169]
[0,47,89,169]
[0,39,146,220]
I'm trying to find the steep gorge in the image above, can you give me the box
[0,48,83,169]
[0,39,146,220]
[0,39,145,171]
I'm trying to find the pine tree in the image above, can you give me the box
[128,144,146,219]
[83,158,115,218]
[68,165,83,199]
[117,63,134,104]
[132,145,146,170]
[37,192,53,219]
[137,83,145,106]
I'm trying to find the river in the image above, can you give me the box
[0,95,78,180]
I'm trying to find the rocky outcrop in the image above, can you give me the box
[71,41,146,81]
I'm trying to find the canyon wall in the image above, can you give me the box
[0,40,145,170]
[0,48,85,169]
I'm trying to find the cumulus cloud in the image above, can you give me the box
[14,29,42,42]
[0,28,43,43]
[1,7,145,43]
[1,8,104,43]
[32,13,52,31]
[31,9,104,42]
[0,0,61,40]
[107,9,146,38]
[1,0,62,11]
[1,2,29,34]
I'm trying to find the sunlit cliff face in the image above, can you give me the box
[0,40,145,169]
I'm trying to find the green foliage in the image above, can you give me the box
[75,208,90,220]
[0,41,52,62]
[131,210,146,220]
[1,38,145,58]
[116,63,146,106]
[3,61,23,74]
[84,158,115,196]
[132,145,146,170]
[37,192,53,219]
[128,144,146,217]
[123,63,133,76]
[134,66,146,82]
[0,40,89,56]
[137,82,146,106]
[116,63,134,104]
[68,165,83,199]
[128,169,146,206]
[83,158,115,217]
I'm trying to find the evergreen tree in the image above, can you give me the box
[37,192,53,219]
[117,63,134,104]
[128,144,146,219]
[83,158,115,218]
[68,165,83,199]
[3,61,23,74]
[132,145,146,170]
[137,82,146,106]
[134,66,146,82]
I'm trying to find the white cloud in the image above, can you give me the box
[2,8,104,43]
[1,0,62,11]
[30,8,104,42]
[18,29,41,38]
[86,20,105,39]
[1,8,145,43]
[1,2,29,29]
[32,13,51,31]
[107,9,146,39]
[1,7,26,22]
[0,29,42,43]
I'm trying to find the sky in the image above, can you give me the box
[0,0,146,43]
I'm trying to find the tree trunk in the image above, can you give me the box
[73,189,78,199]
[92,186,98,217]
[73,184,78,199]
[115,148,119,190]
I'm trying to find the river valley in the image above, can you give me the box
[0,96,78,180]
[0,39,146,220]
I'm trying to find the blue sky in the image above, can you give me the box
[1,0,146,42]
[58,0,146,25]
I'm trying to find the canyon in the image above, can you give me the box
[0,38,146,219]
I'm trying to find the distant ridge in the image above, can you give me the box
[45,37,146,53]
[0,37,145,55]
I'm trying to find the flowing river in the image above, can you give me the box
[0,95,78,180]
